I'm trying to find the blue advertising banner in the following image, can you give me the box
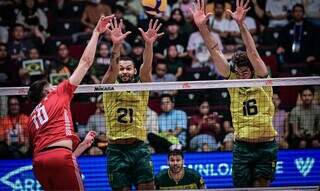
[0,149,319,190]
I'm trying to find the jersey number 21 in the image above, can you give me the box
[117,108,133,123]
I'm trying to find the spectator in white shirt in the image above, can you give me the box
[265,0,289,28]
[208,0,231,39]
[187,30,223,68]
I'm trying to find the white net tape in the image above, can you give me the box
[0,76,319,96]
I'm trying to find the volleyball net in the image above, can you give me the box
[0,76,319,190]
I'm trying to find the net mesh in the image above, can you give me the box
[0,77,319,190]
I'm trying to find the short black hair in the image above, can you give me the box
[132,37,144,48]
[166,18,179,27]
[13,23,25,30]
[300,86,314,95]
[28,79,49,104]
[7,96,19,106]
[113,5,125,13]
[231,51,253,71]
[57,43,69,50]
[168,149,184,159]
[160,94,175,103]
[292,3,305,13]
[156,59,167,66]
[119,56,135,66]
[215,0,225,7]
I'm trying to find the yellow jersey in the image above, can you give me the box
[103,83,149,141]
[227,72,277,140]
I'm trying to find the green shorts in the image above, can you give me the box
[106,141,154,189]
[232,139,278,187]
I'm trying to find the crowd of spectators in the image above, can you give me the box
[0,0,319,158]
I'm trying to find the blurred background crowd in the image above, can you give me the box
[0,0,319,158]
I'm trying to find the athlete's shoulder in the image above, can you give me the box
[184,168,205,188]
[156,169,169,179]
[185,167,201,177]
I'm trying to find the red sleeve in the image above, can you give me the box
[56,80,78,102]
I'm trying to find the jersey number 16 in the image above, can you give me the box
[243,99,258,116]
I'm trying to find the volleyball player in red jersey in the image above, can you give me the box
[27,15,114,190]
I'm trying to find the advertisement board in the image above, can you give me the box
[0,149,319,190]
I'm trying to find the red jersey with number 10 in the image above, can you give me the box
[28,80,80,156]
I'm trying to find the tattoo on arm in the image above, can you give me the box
[111,52,120,64]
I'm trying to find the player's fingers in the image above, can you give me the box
[205,12,213,20]
[138,27,145,34]
[119,19,123,30]
[97,15,103,24]
[149,19,153,29]
[244,0,250,9]
[236,0,239,7]
[189,7,194,15]
[155,23,162,32]
[113,17,118,28]
[244,7,251,13]
[106,23,111,29]
[104,14,114,22]
[110,18,115,29]
[196,0,200,9]
[105,24,112,33]
[225,9,233,17]
[157,32,165,37]
[240,0,244,7]
[90,131,96,136]
[201,0,204,11]
[153,19,159,30]
[122,31,132,39]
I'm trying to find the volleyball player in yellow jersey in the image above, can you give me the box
[101,18,163,190]
[190,0,278,187]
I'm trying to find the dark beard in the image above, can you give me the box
[117,75,138,83]
[170,165,183,174]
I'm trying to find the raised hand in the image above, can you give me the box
[94,15,114,34]
[226,0,251,24]
[189,0,212,28]
[106,17,132,45]
[138,19,164,44]
[83,131,96,148]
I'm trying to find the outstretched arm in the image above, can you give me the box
[190,0,230,78]
[69,15,114,86]
[101,18,131,84]
[139,19,164,82]
[227,0,268,77]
